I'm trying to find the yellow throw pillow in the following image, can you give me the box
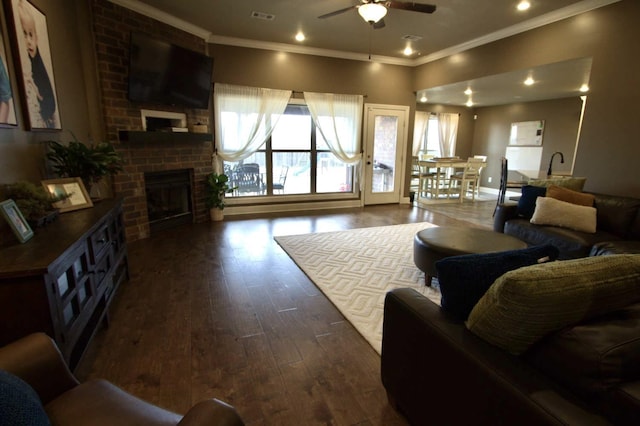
[466,255,640,355]
[546,184,595,207]
[530,196,597,233]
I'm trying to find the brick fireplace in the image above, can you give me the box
[92,0,212,242]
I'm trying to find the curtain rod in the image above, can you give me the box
[292,90,367,98]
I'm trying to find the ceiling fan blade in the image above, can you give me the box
[386,1,437,14]
[318,5,358,19]
[373,18,386,29]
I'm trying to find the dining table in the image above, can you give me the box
[419,157,487,199]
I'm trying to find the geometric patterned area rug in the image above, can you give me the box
[274,222,442,355]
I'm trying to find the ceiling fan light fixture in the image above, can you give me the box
[358,3,388,24]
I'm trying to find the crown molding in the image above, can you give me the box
[108,0,212,40]
[110,0,620,67]
[208,35,414,66]
[413,0,621,66]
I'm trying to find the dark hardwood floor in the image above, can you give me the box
[75,202,492,425]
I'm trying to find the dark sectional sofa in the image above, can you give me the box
[382,190,640,425]
[382,287,640,425]
[493,192,640,259]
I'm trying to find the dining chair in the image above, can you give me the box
[449,157,485,202]
[410,157,421,195]
[233,163,264,195]
[273,166,289,194]
[417,155,449,199]
[493,156,509,216]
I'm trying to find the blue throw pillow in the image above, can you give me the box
[436,244,559,322]
[517,185,547,219]
[0,370,50,426]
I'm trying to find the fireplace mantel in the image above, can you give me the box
[118,130,212,143]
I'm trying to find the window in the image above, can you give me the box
[425,114,441,157]
[224,103,355,197]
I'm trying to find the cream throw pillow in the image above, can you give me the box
[530,196,597,233]
[466,255,640,355]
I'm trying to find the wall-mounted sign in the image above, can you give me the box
[509,120,545,146]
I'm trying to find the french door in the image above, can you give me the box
[363,104,409,205]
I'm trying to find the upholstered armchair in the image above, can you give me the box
[0,333,244,426]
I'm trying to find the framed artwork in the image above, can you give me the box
[0,199,33,243]
[41,177,93,213]
[6,0,61,130]
[0,29,17,127]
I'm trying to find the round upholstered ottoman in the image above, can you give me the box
[414,227,527,286]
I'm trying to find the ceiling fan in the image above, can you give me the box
[318,1,437,29]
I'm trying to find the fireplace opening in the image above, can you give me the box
[144,169,193,233]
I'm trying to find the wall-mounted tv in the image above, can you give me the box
[127,33,213,109]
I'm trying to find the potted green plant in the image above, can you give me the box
[204,172,236,221]
[4,181,69,227]
[46,134,123,198]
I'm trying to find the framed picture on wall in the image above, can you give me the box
[0,28,18,127]
[5,0,61,130]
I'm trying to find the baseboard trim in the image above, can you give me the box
[225,199,363,216]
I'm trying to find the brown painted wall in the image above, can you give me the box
[472,97,582,187]
[208,44,416,194]
[0,0,98,185]
[414,0,640,197]
[209,45,414,107]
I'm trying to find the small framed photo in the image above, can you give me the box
[6,0,61,130]
[41,177,93,213]
[0,199,33,243]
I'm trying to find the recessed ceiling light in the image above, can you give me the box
[517,1,531,12]
[524,77,535,86]
[295,32,305,42]
[466,99,474,107]
[464,88,472,95]
[403,46,413,56]
[420,95,428,103]
[579,84,590,92]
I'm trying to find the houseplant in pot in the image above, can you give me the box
[204,172,236,221]
[3,181,69,227]
[46,135,123,199]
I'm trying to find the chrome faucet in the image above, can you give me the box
[547,151,565,178]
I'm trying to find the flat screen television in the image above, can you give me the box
[127,33,213,109]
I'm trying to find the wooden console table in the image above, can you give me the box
[0,197,129,370]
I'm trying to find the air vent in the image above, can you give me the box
[402,35,423,41]
[251,11,275,21]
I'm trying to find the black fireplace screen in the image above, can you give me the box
[144,169,193,232]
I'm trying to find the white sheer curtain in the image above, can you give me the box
[413,111,429,156]
[213,83,291,172]
[437,113,459,157]
[303,92,363,164]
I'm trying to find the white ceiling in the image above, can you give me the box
[113,0,616,105]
